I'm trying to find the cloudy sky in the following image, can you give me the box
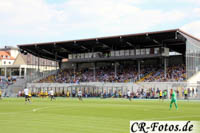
[0,0,200,46]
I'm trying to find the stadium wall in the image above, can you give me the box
[27,82,199,99]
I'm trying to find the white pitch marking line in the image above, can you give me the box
[32,107,49,112]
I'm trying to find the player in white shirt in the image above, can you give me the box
[78,90,82,101]
[127,90,131,101]
[24,87,31,103]
[49,89,55,101]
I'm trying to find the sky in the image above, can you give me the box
[0,0,200,47]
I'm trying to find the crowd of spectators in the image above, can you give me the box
[143,64,186,82]
[38,64,186,83]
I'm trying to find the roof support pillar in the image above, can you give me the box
[26,54,29,82]
[38,56,40,73]
[138,60,141,80]
[4,67,7,78]
[164,57,168,79]
[93,62,96,81]
[19,67,21,77]
[114,62,117,78]
[24,67,27,78]
[72,63,76,82]
[55,51,58,74]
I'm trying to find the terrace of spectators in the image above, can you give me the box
[37,63,186,83]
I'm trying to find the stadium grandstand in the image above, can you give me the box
[16,29,200,99]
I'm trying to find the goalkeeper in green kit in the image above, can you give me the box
[169,89,178,110]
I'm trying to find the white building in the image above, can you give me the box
[0,46,57,79]
[0,51,15,66]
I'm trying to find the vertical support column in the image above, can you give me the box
[19,67,22,77]
[46,59,48,73]
[34,55,36,79]
[45,59,48,78]
[59,61,62,70]
[115,62,117,78]
[93,62,96,81]
[5,67,7,78]
[38,56,40,73]
[164,57,167,79]
[10,68,12,78]
[24,67,27,78]
[138,60,141,80]
[30,55,33,81]
[26,54,29,81]
[55,52,58,74]
[72,63,76,81]
[50,61,52,72]
[74,64,76,81]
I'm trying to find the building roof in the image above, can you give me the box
[0,46,18,51]
[0,51,15,60]
[17,29,200,61]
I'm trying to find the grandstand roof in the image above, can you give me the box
[18,29,200,61]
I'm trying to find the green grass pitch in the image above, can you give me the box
[0,98,200,133]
